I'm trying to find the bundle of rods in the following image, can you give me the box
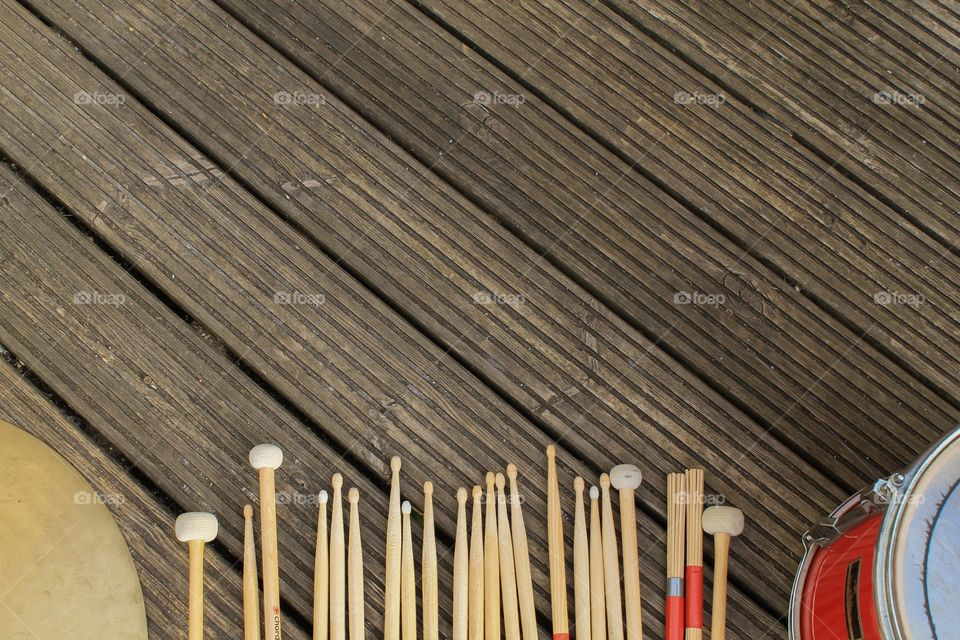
[175,444,743,640]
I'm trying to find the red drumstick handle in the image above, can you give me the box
[552,634,570,640]
[666,577,685,640]
[684,565,703,630]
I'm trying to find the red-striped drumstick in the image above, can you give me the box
[546,445,569,640]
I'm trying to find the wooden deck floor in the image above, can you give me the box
[1,1,957,637]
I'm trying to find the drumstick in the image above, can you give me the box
[496,473,521,640]
[589,487,606,640]
[610,465,643,640]
[244,505,260,640]
[314,492,329,640]
[684,470,704,640]
[175,512,218,640]
[573,478,591,640]
[453,488,469,640]
[469,485,484,640]
[599,474,623,640]
[483,473,500,640]
[423,481,439,640]
[666,474,686,640]
[331,474,346,640]
[401,501,417,640]
[348,488,365,640]
[507,464,537,640]
[546,445,569,640]
[250,444,284,640]
[702,507,744,640]
[385,457,402,640]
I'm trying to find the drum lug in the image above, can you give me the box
[871,473,905,505]
[802,476,901,547]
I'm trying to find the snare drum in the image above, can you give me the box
[789,425,959,640]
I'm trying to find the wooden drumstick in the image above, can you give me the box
[313,492,329,640]
[684,470,704,640]
[244,505,261,640]
[573,478,591,640]
[423,482,439,640]
[331,474,346,640]
[348,488,365,640]
[507,464,537,640]
[484,473,500,640]
[385,456,402,640]
[599,474,623,640]
[401,501,417,640]
[250,444,284,640]
[496,473,521,640]
[589,487,606,640]
[610,465,643,640]
[546,445,569,640]
[453,488,470,640]
[175,512,218,640]
[469,485,484,640]
[702,507,744,640]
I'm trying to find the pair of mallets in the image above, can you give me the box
[450,466,538,640]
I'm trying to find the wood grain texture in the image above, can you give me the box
[4,0,851,615]
[209,0,960,495]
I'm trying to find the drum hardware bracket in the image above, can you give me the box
[802,473,904,549]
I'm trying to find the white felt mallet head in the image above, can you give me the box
[609,464,642,491]
[249,443,283,470]
[176,512,219,542]
[702,507,744,537]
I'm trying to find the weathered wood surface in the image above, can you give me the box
[416,0,960,406]
[0,9,781,640]
[611,0,960,248]
[214,0,958,492]
[4,0,853,613]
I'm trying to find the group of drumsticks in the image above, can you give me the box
[174,444,745,640]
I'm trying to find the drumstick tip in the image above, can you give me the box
[573,476,585,493]
[243,504,253,519]
[457,487,468,503]
[401,500,412,514]
[495,473,506,490]
[348,488,359,504]
[319,490,329,504]
[506,463,517,479]
[472,485,483,499]
[390,456,402,474]
[546,444,556,460]
[332,473,343,490]
[424,480,434,497]
[589,486,599,500]
[599,473,611,490]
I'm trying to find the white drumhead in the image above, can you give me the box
[877,425,960,640]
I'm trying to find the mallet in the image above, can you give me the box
[385,457,402,640]
[702,507,744,640]
[313,492,329,640]
[573,477,591,640]
[469,485,484,640]
[175,511,218,640]
[331,474,346,640]
[423,482,439,640]
[507,464,537,640]
[348,488,364,640]
[684,470,704,640]
[496,473,521,640]
[401,501,416,640]
[589,487,606,640]
[484,472,500,640]
[453,488,469,640]
[250,443,284,640]
[599,474,623,640]
[610,465,643,640]
[546,445,569,640]
[244,505,260,640]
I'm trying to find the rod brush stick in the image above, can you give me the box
[684,470,704,640]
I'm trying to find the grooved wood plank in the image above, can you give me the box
[1,0,837,618]
[607,0,960,250]
[0,344,285,637]
[0,12,779,639]
[213,0,958,495]
[414,0,960,406]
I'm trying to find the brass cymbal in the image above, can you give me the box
[0,418,147,638]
